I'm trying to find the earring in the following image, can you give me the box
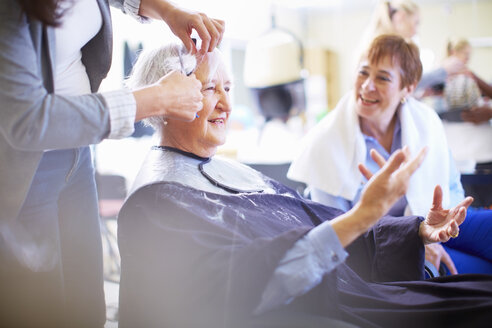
[400,97,407,104]
[163,120,168,126]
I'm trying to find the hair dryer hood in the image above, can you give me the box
[244,30,304,88]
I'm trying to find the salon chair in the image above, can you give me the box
[460,167,492,208]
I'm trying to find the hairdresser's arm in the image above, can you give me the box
[0,1,117,150]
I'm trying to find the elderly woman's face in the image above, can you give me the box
[165,51,232,157]
[354,56,411,125]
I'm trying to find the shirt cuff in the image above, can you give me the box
[122,0,150,23]
[255,223,347,315]
[308,220,348,268]
[101,89,136,139]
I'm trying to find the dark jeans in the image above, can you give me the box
[0,147,105,327]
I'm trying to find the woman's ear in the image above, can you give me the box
[404,82,417,96]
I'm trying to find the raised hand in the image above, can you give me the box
[331,147,427,247]
[357,146,427,220]
[419,185,473,245]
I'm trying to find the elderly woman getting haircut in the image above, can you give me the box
[289,34,492,276]
[117,43,492,328]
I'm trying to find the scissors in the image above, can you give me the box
[178,39,199,118]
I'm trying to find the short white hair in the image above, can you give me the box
[125,43,197,132]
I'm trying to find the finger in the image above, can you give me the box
[192,16,212,55]
[200,16,220,51]
[401,146,428,177]
[446,219,458,236]
[212,19,225,47]
[402,145,411,158]
[455,206,467,226]
[455,196,474,210]
[358,163,373,181]
[441,250,458,275]
[380,149,406,176]
[430,185,443,211]
[369,148,386,168]
[176,32,197,55]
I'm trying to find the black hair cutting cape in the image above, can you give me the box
[118,156,492,328]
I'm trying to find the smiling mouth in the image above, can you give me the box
[208,118,226,124]
[360,95,378,104]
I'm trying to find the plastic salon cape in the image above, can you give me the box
[118,147,492,328]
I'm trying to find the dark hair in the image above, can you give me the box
[17,0,72,26]
[366,34,422,88]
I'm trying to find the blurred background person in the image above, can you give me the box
[361,0,466,93]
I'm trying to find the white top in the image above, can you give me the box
[54,0,102,96]
[53,0,136,140]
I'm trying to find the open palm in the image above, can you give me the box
[420,185,473,244]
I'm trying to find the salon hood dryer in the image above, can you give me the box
[244,27,307,122]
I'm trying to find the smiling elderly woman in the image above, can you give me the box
[117,43,492,328]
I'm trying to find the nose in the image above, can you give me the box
[216,88,231,113]
[361,76,375,91]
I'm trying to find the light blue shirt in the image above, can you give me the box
[256,221,348,314]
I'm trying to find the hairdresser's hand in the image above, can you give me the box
[425,243,457,275]
[461,105,492,124]
[357,147,427,220]
[139,0,224,55]
[133,71,203,122]
[419,185,472,245]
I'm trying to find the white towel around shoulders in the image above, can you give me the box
[288,92,451,216]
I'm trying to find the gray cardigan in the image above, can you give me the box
[0,0,138,221]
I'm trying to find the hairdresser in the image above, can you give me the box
[0,0,223,327]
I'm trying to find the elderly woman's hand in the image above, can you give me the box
[419,185,473,245]
[356,147,427,221]
[330,147,427,247]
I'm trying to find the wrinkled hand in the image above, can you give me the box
[164,6,225,55]
[425,243,457,275]
[419,185,473,245]
[357,146,427,221]
[461,105,492,124]
[134,70,203,122]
